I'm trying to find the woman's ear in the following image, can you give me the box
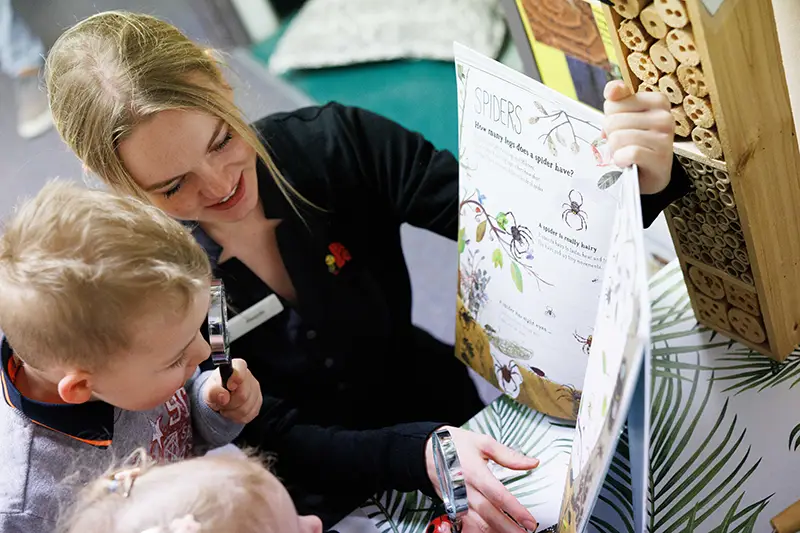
[57,371,94,404]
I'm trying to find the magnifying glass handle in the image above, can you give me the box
[218,363,233,390]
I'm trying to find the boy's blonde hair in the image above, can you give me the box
[44,10,308,213]
[59,448,279,533]
[0,180,211,370]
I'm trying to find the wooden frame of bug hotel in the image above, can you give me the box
[603,0,800,360]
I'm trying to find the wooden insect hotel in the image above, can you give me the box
[603,0,800,360]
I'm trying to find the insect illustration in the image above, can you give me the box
[504,211,535,258]
[494,360,523,397]
[605,287,612,304]
[545,306,556,318]
[528,365,545,377]
[562,189,589,231]
[573,331,592,355]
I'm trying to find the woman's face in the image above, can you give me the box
[118,109,260,225]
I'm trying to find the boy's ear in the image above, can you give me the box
[57,372,94,404]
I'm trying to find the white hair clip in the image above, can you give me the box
[105,467,141,498]
[140,515,201,533]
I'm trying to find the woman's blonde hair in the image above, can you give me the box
[58,448,281,533]
[45,10,305,210]
[0,180,210,371]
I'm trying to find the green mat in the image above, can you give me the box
[250,28,459,157]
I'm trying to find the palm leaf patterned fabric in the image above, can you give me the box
[360,260,799,532]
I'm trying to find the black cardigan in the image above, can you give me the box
[194,103,691,525]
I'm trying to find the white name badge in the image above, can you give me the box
[227,294,284,342]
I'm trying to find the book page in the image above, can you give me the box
[454,43,625,418]
[558,167,651,533]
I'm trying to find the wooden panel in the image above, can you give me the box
[602,0,800,360]
[683,0,800,358]
[517,0,611,68]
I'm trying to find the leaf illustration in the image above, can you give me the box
[547,136,558,156]
[714,348,800,395]
[790,423,800,451]
[492,248,504,269]
[555,128,566,146]
[529,116,539,124]
[535,101,547,114]
[598,171,623,190]
[476,220,487,242]
[570,141,580,154]
[648,264,772,532]
[590,427,635,533]
[458,227,466,254]
[496,212,509,231]
[457,63,465,81]
[511,262,523,293]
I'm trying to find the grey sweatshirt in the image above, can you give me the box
[0,337,243,532]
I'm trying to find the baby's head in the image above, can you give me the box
[60,448,323,533]
[0,180,212,410]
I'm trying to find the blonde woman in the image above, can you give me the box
[45,11,686,531]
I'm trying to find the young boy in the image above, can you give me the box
[0,181,262,532]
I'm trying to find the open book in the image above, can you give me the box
[453,43,651,533]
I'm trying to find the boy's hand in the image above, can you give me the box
[603,80,675,194]
[202,359,262,424]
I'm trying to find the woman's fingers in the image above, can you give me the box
[481,436,541,471]
[471,465,537,531]
[460,510,492,533]
[466,489,536,533]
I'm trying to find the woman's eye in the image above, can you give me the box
[163,181,183,199]
[213,132,233,152]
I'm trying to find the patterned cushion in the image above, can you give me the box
[267,0,507,74]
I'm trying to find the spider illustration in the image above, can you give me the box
[502,212,534,259]
[562,189,589,231]
[573,331,592,355]
[545,306,555,318]
[495,361,522,389]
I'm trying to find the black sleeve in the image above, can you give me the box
[640,155,692,228]
[316,103,692,235]
[240,396,442,498]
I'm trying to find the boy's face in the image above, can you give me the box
[89,287,212,411]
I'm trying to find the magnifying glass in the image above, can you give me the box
[429,429,469,533]
[208,279,233,389]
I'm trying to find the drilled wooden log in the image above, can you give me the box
[692,126,723,159]
[677,64,708,97]
[619,19,654,51]
[666,28,700,66]
[612,0,649,19]
[683,94,715,128]
[650,39,677,73]
[627,51,660,84]
[671,105,692,137]
[640,3,668,39]
[654,0,690,28]
[659,73,684,104]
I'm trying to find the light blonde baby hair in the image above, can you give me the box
[45,10,308,211]
[0,180,211,370]
[59,448,280,533]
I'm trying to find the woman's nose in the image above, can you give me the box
[197,167,233,199]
